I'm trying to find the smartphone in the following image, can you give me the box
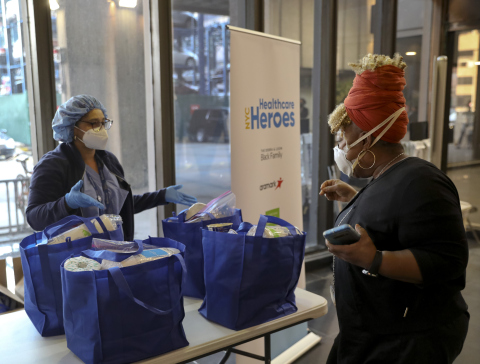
[323,224,361,245]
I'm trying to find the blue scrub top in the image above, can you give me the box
[82,163,129,217]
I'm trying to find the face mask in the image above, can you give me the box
[333,107,405,177]
[334,143,355,177]
[75,127,109,150]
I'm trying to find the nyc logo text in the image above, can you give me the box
[245,98,295,130]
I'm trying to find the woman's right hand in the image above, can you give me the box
[319,179,357,203]
[65,180,105,210]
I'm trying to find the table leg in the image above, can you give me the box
[468,217,480,243]
[218,349,232,364]
[265,334,271,364]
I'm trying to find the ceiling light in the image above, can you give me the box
[49,0,59,11]
[475,61,480,66]
[119,0,137,8]
[406,52,416,56]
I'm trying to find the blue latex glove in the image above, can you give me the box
[65,180,105,210]
[165,185,197,206]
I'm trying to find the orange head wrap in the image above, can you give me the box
[343,65,409,143]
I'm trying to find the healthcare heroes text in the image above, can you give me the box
[245,98,295,130]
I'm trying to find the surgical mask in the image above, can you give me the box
[75,127,109,150]
[334,107,405,177]
[334,143,355,177]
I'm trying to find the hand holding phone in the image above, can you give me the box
[323,224,361,245]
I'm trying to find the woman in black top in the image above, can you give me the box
[320,54,469,364]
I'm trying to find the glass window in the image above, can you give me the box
[396,36,422,125]
[264,0,315,245]
[0,0,33,261]
[265,0,376,248]
[51,0,157,238]
[445,29,480,226]
[447,30,480,166]
[172,2,231,212]
[334,0,376,230]
[337,0,375,104]
[396,0,427,141]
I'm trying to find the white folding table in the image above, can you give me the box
[0,288,327,364]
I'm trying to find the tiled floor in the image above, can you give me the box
[197,235,480,364]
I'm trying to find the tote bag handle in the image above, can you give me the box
[40,216,104,245]
[256,215,298,237]
[82,239,144,261]
[108,253,187,316]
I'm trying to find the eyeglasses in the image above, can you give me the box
[79,119,114,132]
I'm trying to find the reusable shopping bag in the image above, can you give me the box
[162,208,242,298]
[199,215,306,330]
[20,215,124,336]
[61,237,188,364]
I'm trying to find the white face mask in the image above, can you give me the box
[333,107,405,177]
[334,143,355,177]
[75,127,109,150]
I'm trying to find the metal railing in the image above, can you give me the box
[0,177,33,237]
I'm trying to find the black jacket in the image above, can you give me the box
[334,157,469,335]
[26,142,167,240]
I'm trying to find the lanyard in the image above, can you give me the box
[85,160,112,214]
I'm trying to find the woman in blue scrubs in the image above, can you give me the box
[26,95,196,240]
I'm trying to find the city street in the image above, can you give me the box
[0,154,33,238]
[174,141,231,210]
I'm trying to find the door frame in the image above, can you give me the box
[443,27,480,170]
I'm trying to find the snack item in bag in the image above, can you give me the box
[121,248,180,267]
[99,259,123,270]
[246,225,297,238]
[185,203,207,220]
[92,238,158,253]
[47,215,122,245]
[186,191,236,223]
[207,223,233,233]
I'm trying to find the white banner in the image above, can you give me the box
[230,26,303,231]
[229,26,308,364]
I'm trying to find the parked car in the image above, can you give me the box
[172,11,197,29]
[173,45,198,69]
[188,108,229,143]
[0,129,16,158]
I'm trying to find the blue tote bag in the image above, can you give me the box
[20,215,124,336]
[199,215,306,330]
[61,237,188,364]
[162,209,242,298]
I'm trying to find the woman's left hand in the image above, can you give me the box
[326,224,377,270]
[165,185,197,206]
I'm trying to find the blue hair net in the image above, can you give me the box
[52,95,108,143]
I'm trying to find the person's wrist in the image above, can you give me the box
[346,190,357,202]
[64,198,73,212]
[362,250,383,277]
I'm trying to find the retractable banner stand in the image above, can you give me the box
[229,26,317,364]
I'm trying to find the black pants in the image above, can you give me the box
[327,312,469,364]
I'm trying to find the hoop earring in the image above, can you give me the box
[357,149,376,169]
